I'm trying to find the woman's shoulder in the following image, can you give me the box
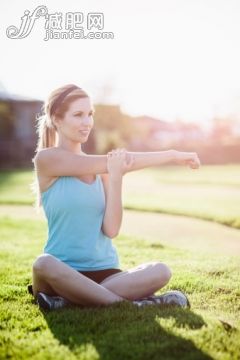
[33,146,60,161]
[33,148,60,194]
[33,147,108,194]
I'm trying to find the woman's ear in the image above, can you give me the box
[52,115,60,130]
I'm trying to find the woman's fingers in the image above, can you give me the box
[107,148,133,174]
[108,148,127,157]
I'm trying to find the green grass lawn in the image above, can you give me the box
[0,166,239,359]
[122,165,240,230]
[0,216,239,360]
[0,165,240,229]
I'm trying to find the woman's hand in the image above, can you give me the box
[173,150,201,169]
[107,148,134,177]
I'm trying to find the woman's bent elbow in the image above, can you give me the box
[102,228,119,239]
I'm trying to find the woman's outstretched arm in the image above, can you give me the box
[34,148,200,178]
[125,149,201,172]
[126,149,175,172]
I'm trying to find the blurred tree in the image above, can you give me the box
[93,104,136,153]
[210,117,236,144]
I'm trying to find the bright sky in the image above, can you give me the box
[1,0,240,127]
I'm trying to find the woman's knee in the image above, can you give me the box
[152,261,172,286]
[32,254,57,276]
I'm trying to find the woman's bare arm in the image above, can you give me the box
[101,149,130,238]
[126,149,175,172]
[101,175,123,238]
[34,147,200,178]
[34,147,108,177]
[126,149,200,172]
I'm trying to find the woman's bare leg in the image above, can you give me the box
[99,261,172,300]
[32,254,127,306]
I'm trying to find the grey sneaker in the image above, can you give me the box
[37,292,73,310]
[133,290,191,308]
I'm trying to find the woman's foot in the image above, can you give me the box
[132,290,191,308]
[37,292,73,310]
[28,284,73,311]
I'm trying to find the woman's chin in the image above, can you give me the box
[78,136,88,143]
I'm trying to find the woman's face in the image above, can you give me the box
[57,97,94,143]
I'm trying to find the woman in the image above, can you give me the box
[29,84,200,310]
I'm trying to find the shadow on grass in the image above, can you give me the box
[38,301,213,360]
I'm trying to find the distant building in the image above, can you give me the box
[129,116,207,150]
[0,90,42,168]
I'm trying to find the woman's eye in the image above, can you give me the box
[74,113,93,117]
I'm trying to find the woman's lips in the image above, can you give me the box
[79,130,89,135]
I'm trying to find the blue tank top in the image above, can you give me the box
[41,174,120,271]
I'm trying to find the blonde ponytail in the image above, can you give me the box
[30,112,58,211]
[36,113,57,151]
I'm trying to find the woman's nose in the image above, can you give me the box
[82,116,93,127]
